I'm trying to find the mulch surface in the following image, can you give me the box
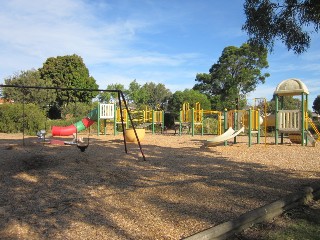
[0,132,319,239]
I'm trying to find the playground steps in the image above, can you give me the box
[307,117,320,141]
[136,122,152,129]
[306,131,317,147]
[288,131,317,147]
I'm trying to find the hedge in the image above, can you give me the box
[0,103,46,135]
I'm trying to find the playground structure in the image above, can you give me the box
[223,107,264,146]
[177,102,222,136]
[274,78,319,146]
[177,101,265,146]
[205,126,245,147]
[204,79,320,147]
[97,104,164,135]
[203,105,265,147]
[1,79,318,149]
[52,108,98,136]
[0,84,146,160]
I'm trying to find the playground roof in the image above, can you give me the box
[274,78,309,96]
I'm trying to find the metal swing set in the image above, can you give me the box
[0,84,146,160]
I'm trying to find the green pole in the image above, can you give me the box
[114,104,117,136]
[301,93,305,146]
[162,111,165,134]
[280,96,284,144]
[126,109,129,129]
[179,110,182,136]
[201,110,204,136]
[275,95,279,145]
[191,108,195,136]
[234,110,237,144]
[305,94,309,145]
[97,103,100,136]
[103,119,105,135]
[224,109,228,146]
[248,109,252,147]
[257,110,260,144]
[152,110,155,134]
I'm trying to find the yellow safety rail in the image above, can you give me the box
[153,110,163,123]
[181,102,190,122]
[130,110,144,123]
[306,116,320,141]
[116,108,127,123]
[203,110,222,135]
[195,102,202,122]
[143,106,153,122]
[180,102,222,135]
[229,109,260,130]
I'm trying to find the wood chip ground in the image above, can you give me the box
[0,132,319,239]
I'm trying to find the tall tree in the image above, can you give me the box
[243,0,320,54]
[99,84,126,103]
[3,69,56,107]
[127,79,142,106]
[127,81,172,109]
[313,95,320,114]
[194,43,269,111]
[141,82,172,110]
[267,95,302,114]
[167,89,211,115]
[39,54,98,107]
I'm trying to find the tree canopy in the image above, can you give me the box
[194,43,269,110]
[267,95,302,113]
[167,89,211,115]
[243,0,320,54]
[313,95,320,114]
[126,80,172,110]
[3,69,56,107]
[98,84,127,103]
[39,54,98,106]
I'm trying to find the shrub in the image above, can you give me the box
[0,103,46,135]
[61,102,97,119]
[203,117,220,134]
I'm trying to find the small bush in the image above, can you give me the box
[0,103,46,135]
[203,118,220,134]
[61,102,97,119]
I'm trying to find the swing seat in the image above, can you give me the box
[77,143,88,152]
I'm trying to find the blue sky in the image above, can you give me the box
[0,0,319,110]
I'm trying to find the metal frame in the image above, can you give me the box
[0,84,146,160]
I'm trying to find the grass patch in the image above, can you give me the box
[233,199,320,240]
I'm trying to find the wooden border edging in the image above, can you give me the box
[183,183,320,240]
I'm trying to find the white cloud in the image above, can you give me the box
[0,0,318,113]
[0,0,205,85]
